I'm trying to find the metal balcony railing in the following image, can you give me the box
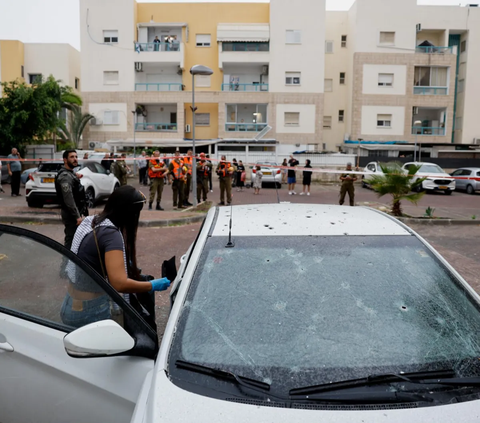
[135,83,183,92]
[222,42,269,52]
[134,42,180,52]
[225,123,268,132]
[412,126,446,136]
[221,83,269,92]
[413,86,448,95]
[135,123,178,132]
[415,46,453,54]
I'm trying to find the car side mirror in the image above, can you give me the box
[106,170,110,175]
[63,320,134,358]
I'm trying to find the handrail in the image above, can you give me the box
[222,42,269,52]
[134,42,180,52]
[411,126,446,136]
[135,123,178,132]
[221,83,269,92]
[415,46,452,54]
[225,123,268,132]
[135,83,183,92]
[413,86,448,95]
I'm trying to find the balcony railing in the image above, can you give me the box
[135,123,177,132]
[135,83,183,92]
[222,42,269,52]
[134,42,180,52]
[412,126,446,136]
[222,83,269,92]
[414,86,448,95]
[415,46,452,54]
[225,123,268,132]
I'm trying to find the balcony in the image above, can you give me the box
[135,63,183,92]
[136,123,177,132]
[414,66,449,95]
[415,46,452,54]
[222,83,269,92]
[135,83,183,92]
[135,104,178,133]
[225,123,268,132]
[225,104,268,133]
[222,42,269,52]
[412,107,447,136]
[133,41,184,66]
[413,86,448,95]
[222,64,269,93]
[412,127,446,136]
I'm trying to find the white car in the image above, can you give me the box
[3,204,480,423]
[252,161,282,188]
[362,161,384,188]
[402,162,455,195]
[25,161,120,208]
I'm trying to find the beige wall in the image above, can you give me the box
[0,40,24,90]
[362,64,407,96]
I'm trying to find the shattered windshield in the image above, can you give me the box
[169,236,480,389]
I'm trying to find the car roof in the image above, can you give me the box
[211,204,411,237]
[404,162,439,166]
[456,167,480,171]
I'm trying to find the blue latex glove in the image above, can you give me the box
[150,277,171,292]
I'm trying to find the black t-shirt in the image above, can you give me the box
[236,165,245,173]
[288,159,299,178]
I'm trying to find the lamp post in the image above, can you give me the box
[190,65,213,207]
[357,138,363,169]
[132,110,138,175]
[413,120,422,162]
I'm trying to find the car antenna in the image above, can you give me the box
[225,204,234,248]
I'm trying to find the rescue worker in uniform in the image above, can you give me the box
[339,162,357,207]
[54,149,88,249]
[168,152,187,209]
[116,153,129,186]
[182,150,193,207]
[148,150,167,210]
[216,155,234,206]
[196,152,212,203]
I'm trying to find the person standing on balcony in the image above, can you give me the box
[148,150,167,211]
[153,36,161,52]
[182,150,193,207]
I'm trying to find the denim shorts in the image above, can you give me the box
[288,177,296,184]
[60,293,111,329]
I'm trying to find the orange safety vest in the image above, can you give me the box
[183,156,193,175]
[148,159,165,178]
[171,159,186,181]
[217,161,231,178]
[198,161,210,177]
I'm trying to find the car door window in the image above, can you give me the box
[452,170,463,176]
[477,171,480,177]
[367,164,376,172]
[94,163,108,175]
[462,170,472,176]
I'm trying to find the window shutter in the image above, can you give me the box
[379,32,395,45]
[378,73,394,85]
[323,116,332,129]
[324,79,333,92]
[195,113,210,126]
[325,41,334,53]
[104,111,119,125]
[196,34,211,46]
[103,71,119,84]
[285,112,300,125]
[195,75,211,87]
[286,30,302,44]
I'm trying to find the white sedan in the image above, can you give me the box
[402,162,455,195]
[362,161,384,188]
[25,161,120,208]
[3,204,480,423]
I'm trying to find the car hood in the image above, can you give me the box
[143,370,480,423]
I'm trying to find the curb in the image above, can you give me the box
[397,218,480,226]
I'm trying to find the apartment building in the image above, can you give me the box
[79,0,325,155]
[0,40,81,93]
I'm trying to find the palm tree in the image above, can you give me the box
[57,105,94,148]
[368,162,425,217]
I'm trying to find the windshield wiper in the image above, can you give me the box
[176,359,270,393]
[289,369,456,396]
[295,391,434,404]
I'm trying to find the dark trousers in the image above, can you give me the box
[339,184,355,207]
[139,167,147,185]
[184,174,192,203]
[11,171,21,195]
[197,179,208,202]
[61,210,78,249]
[149,177,164,204]
[172,178,185,207]
[219,177,232,204]
[208,172,213,191]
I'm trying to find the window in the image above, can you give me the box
[339,72,346,85]
[324,79,333,92]
[284,112,300,126]
[196,34,211,47]
[103,30,118,43]
[285,72,301,85]
[323,116,332,129]
[28,74,42,84]
[104,111,120,125]
[379,31,395,46]
[195,75,211,88]
[461,40,467,53]
[286,30,302,44]
[378,73,394,87]
[322,143,327,151]
[21,65,24,78]
[75,78,80,90]
[414,67,448,87]
[341,35,347,48]
[338,110,345,122]
[103,71,119,85]
[458,79,465,93]
[377,114,392,128]
[195,113,210,126]
[325,41,334,54]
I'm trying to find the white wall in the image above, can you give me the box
[143,105,177,123]
[89,103,128,132]
[362,64,407,95]
[269,0,325,93]
[361,106,405,136]
[80,0,136,92]
[276,104,316,134]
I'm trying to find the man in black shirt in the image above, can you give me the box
[288,155,299,195]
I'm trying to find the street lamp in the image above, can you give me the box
[413,120,422,162]
[131,110,138,175]
[190,64,213,207]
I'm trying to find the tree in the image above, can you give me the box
[57,105,94,148]
[368,162,426,217]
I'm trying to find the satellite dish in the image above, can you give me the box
[254,125,272,141]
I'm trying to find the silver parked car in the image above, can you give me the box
[450,168,480,195]
[252,161,282,188]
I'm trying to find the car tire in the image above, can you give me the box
[466,184,475,195]
[27,200,43,208]
[276,182,281,189]
[85,187,95,209]
[362,178,368,189]
[444,190,453,196]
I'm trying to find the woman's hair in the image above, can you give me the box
[256,165,261,170]
[282,158,287,164]
[93,186,145,279]
[306,159,311,166]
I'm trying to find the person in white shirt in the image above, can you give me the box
[138,151,148,186]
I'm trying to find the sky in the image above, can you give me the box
[0,0,473,51]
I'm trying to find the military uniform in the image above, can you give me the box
[196,160,212,203]
[148,159,166,210]
[339,171,356,207]
[168,159,186,208]
[116,160,128,186]
[183,156,193,205]
[216,160,233,205]
[55,167,87,249]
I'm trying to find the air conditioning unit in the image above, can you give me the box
[185,124,191,132]
[89,142,97,149]
[416,23,422,32]
[90,118,103,126]
[135,62,143,72]
[413,107,419,115]
[262,65,269,75]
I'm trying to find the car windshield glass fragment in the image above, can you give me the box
[170,236,480,389]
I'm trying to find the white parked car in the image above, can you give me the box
[402,162,455,195]
[3,204,480,423]
[25,161,120,208]
[362,161,384,188]
[252,161,282,188]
